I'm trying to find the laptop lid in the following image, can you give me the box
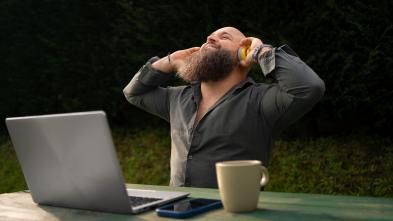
[5,111,133,214]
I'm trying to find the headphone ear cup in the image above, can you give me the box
[237,47,246,62]
[238,47,251,62]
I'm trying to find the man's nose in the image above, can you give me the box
[207,35,217,44]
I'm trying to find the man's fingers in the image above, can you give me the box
[241,37,263,49]
[240,38,252,47]
[185,47,200,55]
[188,47,200,53]
[176,47,200,57]
[172,47,198,60]
[169,47,200,71]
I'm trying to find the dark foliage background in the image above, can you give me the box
[1,0,392,137]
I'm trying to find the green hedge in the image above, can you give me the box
[1,129,392,197]
[1,0,392,135]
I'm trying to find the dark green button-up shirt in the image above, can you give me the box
[123,45,325,188]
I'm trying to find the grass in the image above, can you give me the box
[266,137,393,196]
[0,135,27,193]
[113,128,171,185]
[1,129,392,197]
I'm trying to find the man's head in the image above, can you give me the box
[202,27,246,54]
[177,27,246,83]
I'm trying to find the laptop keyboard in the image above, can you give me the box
[128,196,162,207]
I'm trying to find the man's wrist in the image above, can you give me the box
[258,47,276,76]
[256,44,273,62]
[151,55,174,73]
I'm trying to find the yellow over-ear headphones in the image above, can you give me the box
[237,47,251,61]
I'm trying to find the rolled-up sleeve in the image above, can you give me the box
[258,45,325,137]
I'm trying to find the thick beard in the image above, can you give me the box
[177,48,237,83]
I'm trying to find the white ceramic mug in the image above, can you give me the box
[216,160,269,212]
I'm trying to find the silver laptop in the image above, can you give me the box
[5,111,189,214]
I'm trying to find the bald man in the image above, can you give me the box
[123,27,325,188]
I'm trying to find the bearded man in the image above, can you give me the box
[123,27,325,188]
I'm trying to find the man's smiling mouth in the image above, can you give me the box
[202,43,220,51]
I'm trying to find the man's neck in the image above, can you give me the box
[200,69,247,101]
[193,68,247,126]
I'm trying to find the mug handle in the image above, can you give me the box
[260,166,269,187]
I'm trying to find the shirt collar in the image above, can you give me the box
[190,77,255,103]
[232,76,255,92]
[191,81,201,104]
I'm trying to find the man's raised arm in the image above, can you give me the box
[122,47,199,122]
[257,45,325,137]
[122,56,174,121]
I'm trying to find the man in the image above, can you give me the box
[123,27,325,188]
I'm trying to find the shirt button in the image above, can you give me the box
[188,155,193,160]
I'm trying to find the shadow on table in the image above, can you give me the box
[230,208,355,221]
[38,205,149,221]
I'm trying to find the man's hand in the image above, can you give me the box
[152,47,200,73]
[239,37,271,68]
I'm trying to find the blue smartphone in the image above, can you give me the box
[155,198,222,219]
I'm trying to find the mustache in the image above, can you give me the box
[201,43,220,50]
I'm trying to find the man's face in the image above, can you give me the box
[177,27,245,83]
[201,27,245,55]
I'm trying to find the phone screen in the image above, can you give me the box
[163,199,218,212]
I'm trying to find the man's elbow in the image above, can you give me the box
[308,78,325,101]
[122,86,132,100]
[122,86,140,105]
